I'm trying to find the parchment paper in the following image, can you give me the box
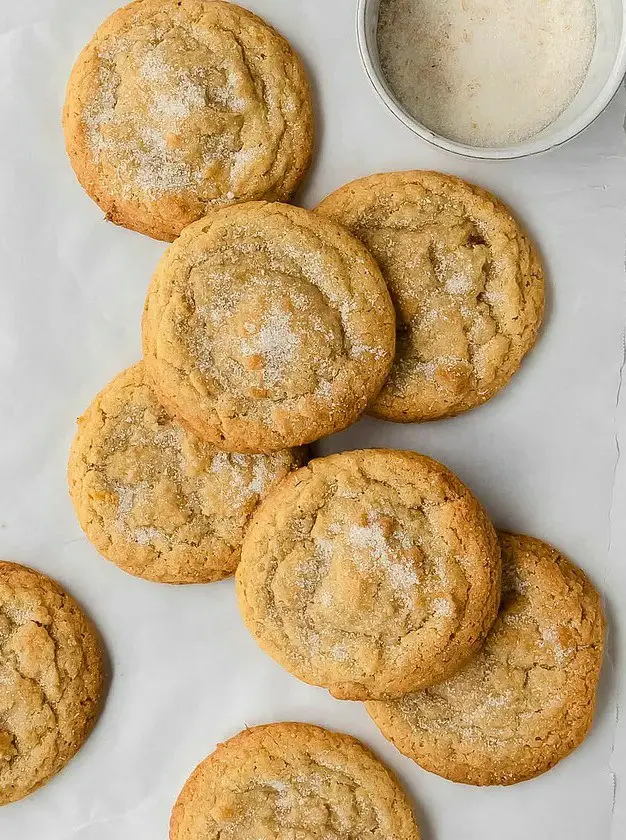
[0,2,624,838]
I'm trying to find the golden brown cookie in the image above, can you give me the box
[68,363,306,584]
[170,722,421,840]
[317,171,545,422]
[63,0,314,241]
[142,202,396,453]
[236,449,501,700]
[0,562,103,805]
[367,533,605,786]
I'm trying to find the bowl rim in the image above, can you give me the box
[356,0,626,161]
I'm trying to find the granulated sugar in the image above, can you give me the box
[240,309,301,388]
[347,519,419,603]
[86,42,240,199]
[134,526,164,546]
[377,0,596,147]
[114,482,166,545]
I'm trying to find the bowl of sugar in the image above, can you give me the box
[357,0,626,159]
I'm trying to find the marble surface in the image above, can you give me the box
[0,1,624,838]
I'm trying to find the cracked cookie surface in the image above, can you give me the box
[68,363,306,584]
[317,171,545,422]
[0,562,103,805]
[236,449,501,700]
[170,722,421,840]
[367,533,605,785]
[142,202,396,453]
[63,0,314,241]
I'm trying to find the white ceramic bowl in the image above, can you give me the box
[357,0,626,160]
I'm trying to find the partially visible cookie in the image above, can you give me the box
[142,202,396,453]
[0,562,103,805]
[68,363,306,584]
[367,533,605,786]
[170,722,421,840]
[63,0,314,241]
[236,449,501,700]
[317,171,545,422]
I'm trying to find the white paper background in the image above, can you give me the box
[0,1,624,838]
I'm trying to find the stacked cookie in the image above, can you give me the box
[68,361,308,584]
[236,449,502,701]
[67,199,398,584]
[236,460,605,785]
[65,174,548,589]
[0,0,600,829]
[65,171,551,590]
[367,533,605,786]
[317,170,545,422]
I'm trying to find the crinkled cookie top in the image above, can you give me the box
[142,203,396,453]
[69,362,306,584]
[63,0,314,240]
[317,171,544,421]
[236,449,501,699]
[0,563,103,804]
[367,533,605,785]
[170,723,421,840]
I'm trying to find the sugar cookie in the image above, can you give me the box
[236,449,501,699]
[63,0,314,240]
[68,363,306,583]
[367,533,605,785]
[142,202,395,453]
[0,562,103,804]
[317,171,544,421]
[170,723,421,840]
